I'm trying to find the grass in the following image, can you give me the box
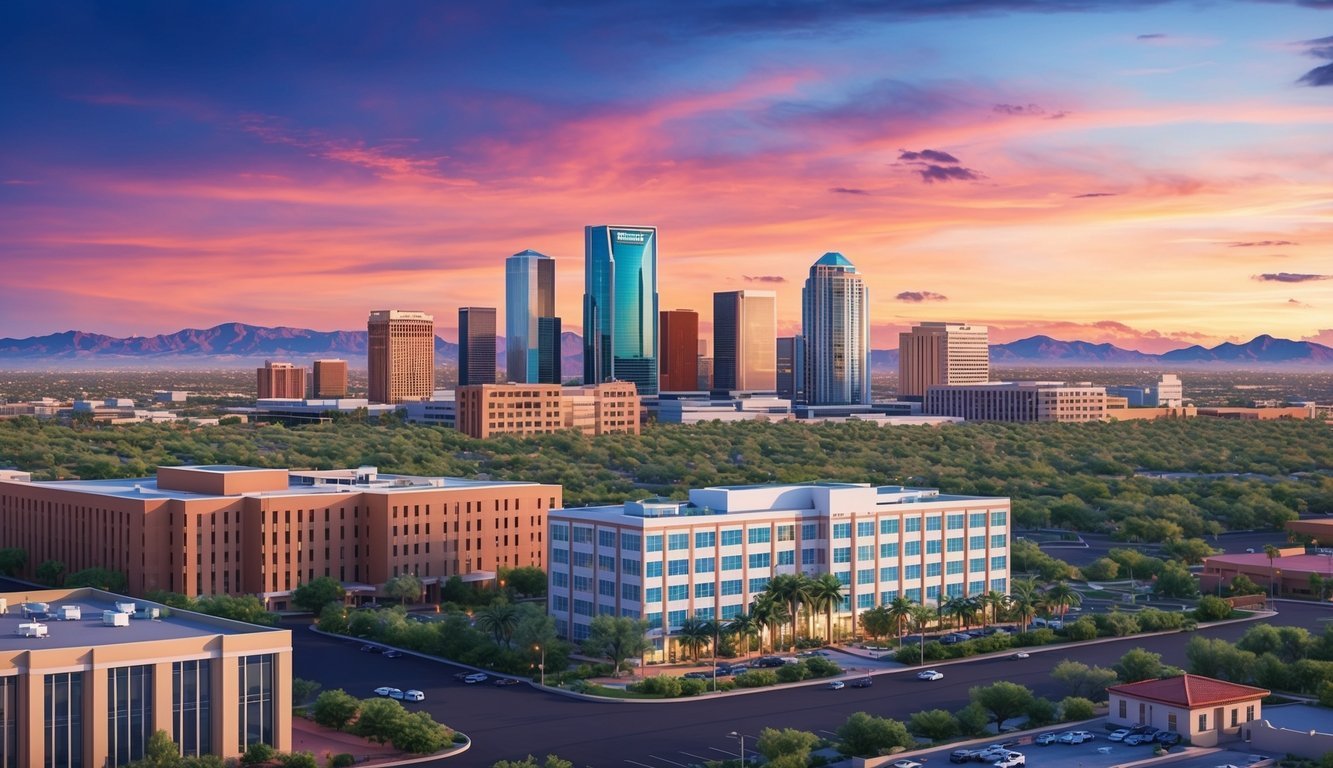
[573,684,667,699]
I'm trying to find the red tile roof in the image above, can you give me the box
[1107,674,1269,709]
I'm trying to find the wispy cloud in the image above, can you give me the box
[1137,33,1167,40]
[1296,34,1333,86]
[898,149,959,163]
[1253,273,1330,282]
[895,290,948,302]
[1228,240,1297,247]
[1072,192,1116,198]
[744,275,786,284]
[897,148,982,184]
[829,186,869,195]
[918,165,981,183]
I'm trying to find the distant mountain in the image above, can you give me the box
[1,324,1329,371]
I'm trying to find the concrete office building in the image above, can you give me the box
[776,336,806,404]
[925,382,1108,422]
[652,393,792,424]
[505,250,560,384]
[658,310,700,392]
[713,291,777,393]
[696,339,713,392]
[458,307,498,387]
[802,253,870,406]
[456,383,640,438]
[367,310,435,404]
[0,586,291,766]
[311,359,349,398]
[256,361,305,400]
[0,465,561,607]
[1107,374,1184,408]
[898,323,990,398]
[548,482,1010,658]
[583,225,659,396]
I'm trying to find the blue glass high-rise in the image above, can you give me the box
[802,252,870,405]
[583,225,659,395]
[505,249,558,383]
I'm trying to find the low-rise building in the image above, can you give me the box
[548,482,1010,660]
[1106,674,1268,747]
[245,398,398,425]
[453,382,640,438]
[925,382,1107,422]
[652,393,792,424]
[0,586,291,766]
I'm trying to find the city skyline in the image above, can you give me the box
[3,2,1333,352]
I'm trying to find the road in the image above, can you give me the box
[1034,529,1295,568]
[290,601,1333,768]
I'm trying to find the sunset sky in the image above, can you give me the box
[2,0,1332,351]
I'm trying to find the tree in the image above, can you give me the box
[750,593,789,655]
[1050,659,1119,701]
[192,595,278,626]
[755,727,819,764]
[292,577,345,613]
[1194,595,1232,622]
[1080,557,1119,582]
[503,566,548,597]
[292,678,322,705]
[956,703,990,737]
[475,600,521,648]
[726,610,760,658]
[1185,636,1257,681]
[1154,561,1199,599]
[859,605,893,643]
[64,567,128,592]
[1114,648,1169,683]
[1026,696,1059,728]
[835,712,913,757]
[1043,582,1082,619]
[140,729,181,768]
[1161,537,1216,565]
[1227,574,1265,597]
[969,681,1036,730]
[886,594,915,641]
[492,757,574,768]
[1009,578,1043,629]
[311,690,361,731]
[0,547,27,576]
[392,711,453,754]
[384,573,423,605]
[809,573,845,642]
[908,605,937,665]
[980,590,1009,628]
[764,573,813,649]
[1060,696,1097,721]
[908,709,960,741]
[241,743,275,764]
[354,698,408,744]
[1264,544,1281,598]
[36,559,65,586]
[318,602,349,633]
[583,615,650,677]
[676,616,715,661]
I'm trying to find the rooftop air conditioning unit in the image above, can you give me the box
[114,601,136,614]
[59,605,81,621]
[17,622,48,637]
[103,611,130,627]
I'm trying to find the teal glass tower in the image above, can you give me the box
[802,252,870,405]
[583,225,659,395]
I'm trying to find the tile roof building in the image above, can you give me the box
[1107,674,1269,747]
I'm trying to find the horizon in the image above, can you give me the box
[3,1,1333,352]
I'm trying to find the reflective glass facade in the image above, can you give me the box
[458,307,497,386]
[0,676,15,768]
[801,253,870,405]
[583,225,658,395]
[505,250,558,383]
[44,672,83,768]
[107,666,153,767]
[713,291,777,392]
[237,655,274,751]
[173,659,212,757]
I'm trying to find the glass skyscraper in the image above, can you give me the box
[505,249,559,383]
[583,225,659,395]
[712,290,777,392]
[801,252,870,405]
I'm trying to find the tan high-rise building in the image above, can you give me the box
[898,322,990,398]
[455,382,641,439]
[312,359,349,398]
[0,465,561,605]
[368,310,435,404]
[256,361,306,399]
[713,290,777,392]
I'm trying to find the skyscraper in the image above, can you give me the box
[776,336,806,403]
[458,307,497,386]
[583,225,659,396]
[368,310,435,404]
[658,309,699,392]
[713,290,777,392]
[312,359,349,398]
[537,317,563,384]
[897,322,990,398]
[256,361,306,399]
[801,252,870,406]
[505,249,559,383]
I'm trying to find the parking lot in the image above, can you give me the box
[905,725,1276,768]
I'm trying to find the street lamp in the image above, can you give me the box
[728,731,745,766]
[534,644,545,687]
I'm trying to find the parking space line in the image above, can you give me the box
[709,746,738,756]
[680,751,711,761]
[649,756,689,767]
[624,761,655,768]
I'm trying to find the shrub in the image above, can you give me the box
[627,675,681,697]
[330,754,356,768]
[803,657,841,677]
[1136,608,1186,632]
[242,743,276,765]
[1012,629,1058,647]
[677,678,707,696]
[278,753,318,768]
[1064,618,1098,641]
[734,670,778,688]
[956,703,990,736]
[1060,696,1097,721]
[311,690,360,731]
[907,709,959,741]
[1093,612,1140,638]
[1195,595,1233,622]
[1026,696,1058,727]
[776,663,808,683]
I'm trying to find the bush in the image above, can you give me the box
[242,743,276,765]
[1195,595,1233,622]
[907,709,959,741]
[677,678,707,696]
[776,664,808,683]
[1136,608,1186,632]
[628,676,681,697]
[956,703,990,736]
[330,754,356,768]
[311,690,360,731]
[1026,696,1058,727]
[734,670,778,688]
[803,657,841,677]
[1060,696,1097,721]
[1064,618,1098,641]
[1012,629,1058,647]
[278,753,318,768]
[836,712,914,757]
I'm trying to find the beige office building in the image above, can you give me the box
[925,382,1107,422]
[311,359,349,398]
[367,310,435,404]
[898,322,990,398]
[713,291,777,392]
[255,361,306,400]
[0,587,291,767]
[455,382,640,439]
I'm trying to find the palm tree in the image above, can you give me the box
[939,595,966,630]
[1264,544,1281,600]
[1044,581,1082,620]
[726,611,760,659]
[764,573,813,650]
[981,590,1009,629]
[886,595,915,643]
[474,600,520,648]
[1009,578,1042,630]
[808,573,845,644]
[908,605,937,666]
[677,616,714,661]
[750,594,789,654]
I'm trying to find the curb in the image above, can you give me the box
[360,737,472,767]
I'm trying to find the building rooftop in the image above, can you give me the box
[1205,550,1333,573]
[0,588,276,652]
[813,251,855,269]
[1107,674,1269,708]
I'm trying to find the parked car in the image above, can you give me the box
[1011,652,1030,659]
[359,644,383,654]
[893,761,923,768]
[463,672,488,684]
[373,686,396,697]
[403,689,425,701]
[1058,731,1093,744]
[494,677,521,686]
[1034,733,1059,746]
[751,656,785,668]
[994,756,1025,768]
[851,677,873,688]
[383,650,403,659]
[950,750,977,763]
[917,669,944,681]
[1125,733,1155,746]
[1108,729,1131,742]
[682,671,711,680]
[973,747,1009,762]
[1156,732,1182,746]
[827,680,845,690]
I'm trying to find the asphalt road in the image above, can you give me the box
[290,601,1333,768]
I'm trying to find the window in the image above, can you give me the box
[694,557,715,574]
[1118,700,1127,718]
[599,579,616,597]
[905,518,921,533]
[968,580,985,595]
[645,612,661,629]
[1198,713,1207,731]
[880,518,900,535]
[646,535,663,552]
[667,559,689,576]
[573,552,592,568]
[802,548,817,565]
[551,595,569,611]
[991,555,1007,569]
[46,672,84,768]
[173,660,211,757]
[946,537,964,553]
[904,564,922,580]
[668,533,689,551]
[801,523,817,540]
[857,545,873,561]
[237,655,274,751]
[970,512,987,528]
[969,535,986,550]
[721,529,742,546]
[857,568,874,584]
[694,607,715,620]
[668,585,688,601]
[667,610,687,629]
[622,558,641,576]
[721,579,742,596]
[858,593,875,609]
[991,511,1007,526]
[551,524,569,542]
[880,542,899,558]
[925,516,941,531]
[1246,705,1254,722]
[856,521,874,537]
[777,550,795,566]
[748,527,771,544]
[832,523,851,539]
[573,527,593,543]
[722,604,742,620]
[970,557,986,572]
[598,554,615,571]
[926,585,940,600]
[749,576,770,592]
[905,587,922,602]
[1230,709,1238,727]
[880,566,899,581]
[645,561,662,578]
[621,533,641,551]
[552,548,569,564]
[551,571,568,587]
[695,582,715,598]
[645,587,662,603]
[776,525,795,541]
[573,575,592,592]
[990,577,1007,591]
[598,530,615,547]
[991,534,1007,548]
[905,541,921,556]
[926,563,942,577]
[946,583,963,597]
[1167,712,1177,732]
[695,531,716,549]
[833,547,851,564]
[749,552,771,569]
[880,589,898,603]
[926,540,942,555]
[835,571,851,586]
[946,560,964,575]
[947,513,965,530]
[721,555,742,571]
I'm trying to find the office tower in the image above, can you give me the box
[367,310,435,404]
[776,336,806,403]
[505,249,559,383]
[713,290,777,392]
[256,361,306,399]
[897,322,990,398]
[696,339,712,390]
[801,252,870,405]
[658,309,699,392]
[458,307,498,386]
[311,358,349,398]
[538,316,563,384]
[583,225,659,395]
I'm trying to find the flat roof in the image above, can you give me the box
[0,592,274,651]
[1207,552,1333,573]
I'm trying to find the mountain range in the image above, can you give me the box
[0,324,1330,370]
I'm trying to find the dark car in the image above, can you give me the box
[359,644,383,654]
[950,750,976,764]
[851,677,873,688]
[494,677,521,686]
[1155,732,1181,746]
[682,671,711,680]
[383,650,403,659]
[752,656,785,668]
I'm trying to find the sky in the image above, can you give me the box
[2,0,1332,352]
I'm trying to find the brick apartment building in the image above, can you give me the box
[0,465,561,608]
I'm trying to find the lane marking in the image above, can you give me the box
[649,756,688,767]
[624,761,655,768]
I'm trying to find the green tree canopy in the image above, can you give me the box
[292,577,345,613]
[582,615,650,678]
[969,681,1036,730]
[311,690,360,731]
[835,712,913,757]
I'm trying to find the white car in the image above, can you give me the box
[388,688,405,700]
[893,761,923,768]
[917,669,944,681]
[1060,730,1094,744]
[463,672,488,684]
[1108,729,1131,742]
[403,689,425,702]
[373,686,395,697]
[994,757,1024,768]
[1012,652,1030,659]
[1034,733,1059,746]
[827,680,845,690]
